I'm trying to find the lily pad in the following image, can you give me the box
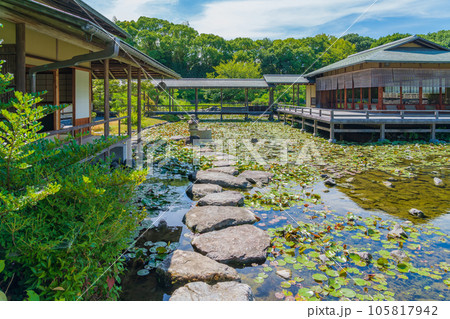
[312,273,328,282]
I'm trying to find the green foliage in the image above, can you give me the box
[0,51,147,300]
[208,57,262,79]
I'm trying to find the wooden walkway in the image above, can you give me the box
[277,106,450,142]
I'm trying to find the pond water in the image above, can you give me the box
[119,121,449,301]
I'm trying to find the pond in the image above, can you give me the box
[120,119,450,301]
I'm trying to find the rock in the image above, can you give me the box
[169,282,254,301]
[186,184,222,200]
[387,177,397,182]
[212,160,236,167]
[206,166,239,176]
[324,178,336,186]
[382,181,394,188]
[238,170,274,185]
[170,135,189,143]
[345,177,355,183]
[390,250,410,263]
[192,224,271,265]
[184,206,257,233]
[433,177,444,187]
[189,171,251,189]
[355,251,372,262]
[320,174,329,178]
[276,268,292,280]
[409,208,425,218]
[250,138,258,144]
[387,224,408,239]
[156,250,240,287]
[319,254,330,263]
[197,191,244,207]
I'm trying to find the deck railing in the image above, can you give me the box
[277,106,450,121]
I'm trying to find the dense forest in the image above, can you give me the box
[91,17,450,111]
[117,17,450,79]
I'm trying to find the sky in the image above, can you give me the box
[84,0,450,40]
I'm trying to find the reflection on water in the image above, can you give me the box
[120,165,449,301]
[335,168,449,223]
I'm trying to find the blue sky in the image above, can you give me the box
[84,0,450,40]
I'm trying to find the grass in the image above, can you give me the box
[91,117,166,136]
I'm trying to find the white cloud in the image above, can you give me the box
[190,0,450,39]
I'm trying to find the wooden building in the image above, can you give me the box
[0,0,179,139]
[304,36,450,111]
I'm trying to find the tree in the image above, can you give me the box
[343,33,375,52]
[208,57,261,79]
[370,33,411,48]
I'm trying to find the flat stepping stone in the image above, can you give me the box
[189,171,250,189]
[238,170,274,185]
[206,166,239,176]
[170,135,189,143]
[197,191,244,207]
[186,183,222,200]
[184,206,257,233]
[212,160,236,167]
[192,224,271,265]
[156,250,240,287]
[170,282,254,301]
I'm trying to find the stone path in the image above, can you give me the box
[157,146,273,301]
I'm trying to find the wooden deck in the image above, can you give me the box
[277,106,450,142]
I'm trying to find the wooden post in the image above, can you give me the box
[104,59,110,137]
[245,88,249,121]
[195,88,198,115]
[351,82,355,109]
[360,87,363,109]
[15,23,26,93]
[344,86,348,109]
[297,84,300,106]
[419,85,423,110]
[430,124,436,141]
[439,87,443,110]
[137,68,142,134]
[368,87,372,110]
[313,120,318,136]
[379,123,385,141]
[377,86,383,110]
[127,65,132,137]
[329,123,335,143]
[301,117,305,131]
[400,85,403,109]
[53,69,60,131]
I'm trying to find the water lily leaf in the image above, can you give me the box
[277,260,287,266]
[326,269,339,277]
[377,257,389,266]
[0,291,7,301]
[312,273,328,282]
[284,256,297,264]
[340,288,356,298]
[298,288,314,297]
[263,266,273,272]
[254,277,264,284]
[330,290,342,297]
[294,276,304,282]
[349,253,361,262]
[353,278,368,286]
[137,269,150,276]
[258,272,268,279]
[281,281,291,288]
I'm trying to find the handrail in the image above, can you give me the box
[47,116,129,136]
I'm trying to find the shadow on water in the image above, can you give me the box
[335,169,449,223]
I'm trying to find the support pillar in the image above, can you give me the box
[419,85,423,110]
[301,117,305,132]
[104,59,110,138]
[15,23,26,93]
[368,87,372,110]
[430,123,436,142]
[195,88,198,115]
[313,120,318,136]
[360,87,363,109]
[220,88,223,121]
[53,69,60,131]
[137,68,142,135]
[245,88,249,121]
[344,86,348,109]
[439,87,443,110]
[377,86,383,110]
[127,65,132,137]
[379,123,386,141]
[329,123,336,143]
[351,82,355,109]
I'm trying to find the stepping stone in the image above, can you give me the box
[387,224,408,239]
[189,171,250,189]
[192,224,271,266]
[156,250,240,287]
[212,160,236,167]
[238,170,274,185]
[206,166,239,176]
[170,135,189,143]
[169,282,254,301]
[197,191,244,207]
[184,206,257,233]
[186,184,222,200]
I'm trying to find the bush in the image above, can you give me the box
[0,39,146,300]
